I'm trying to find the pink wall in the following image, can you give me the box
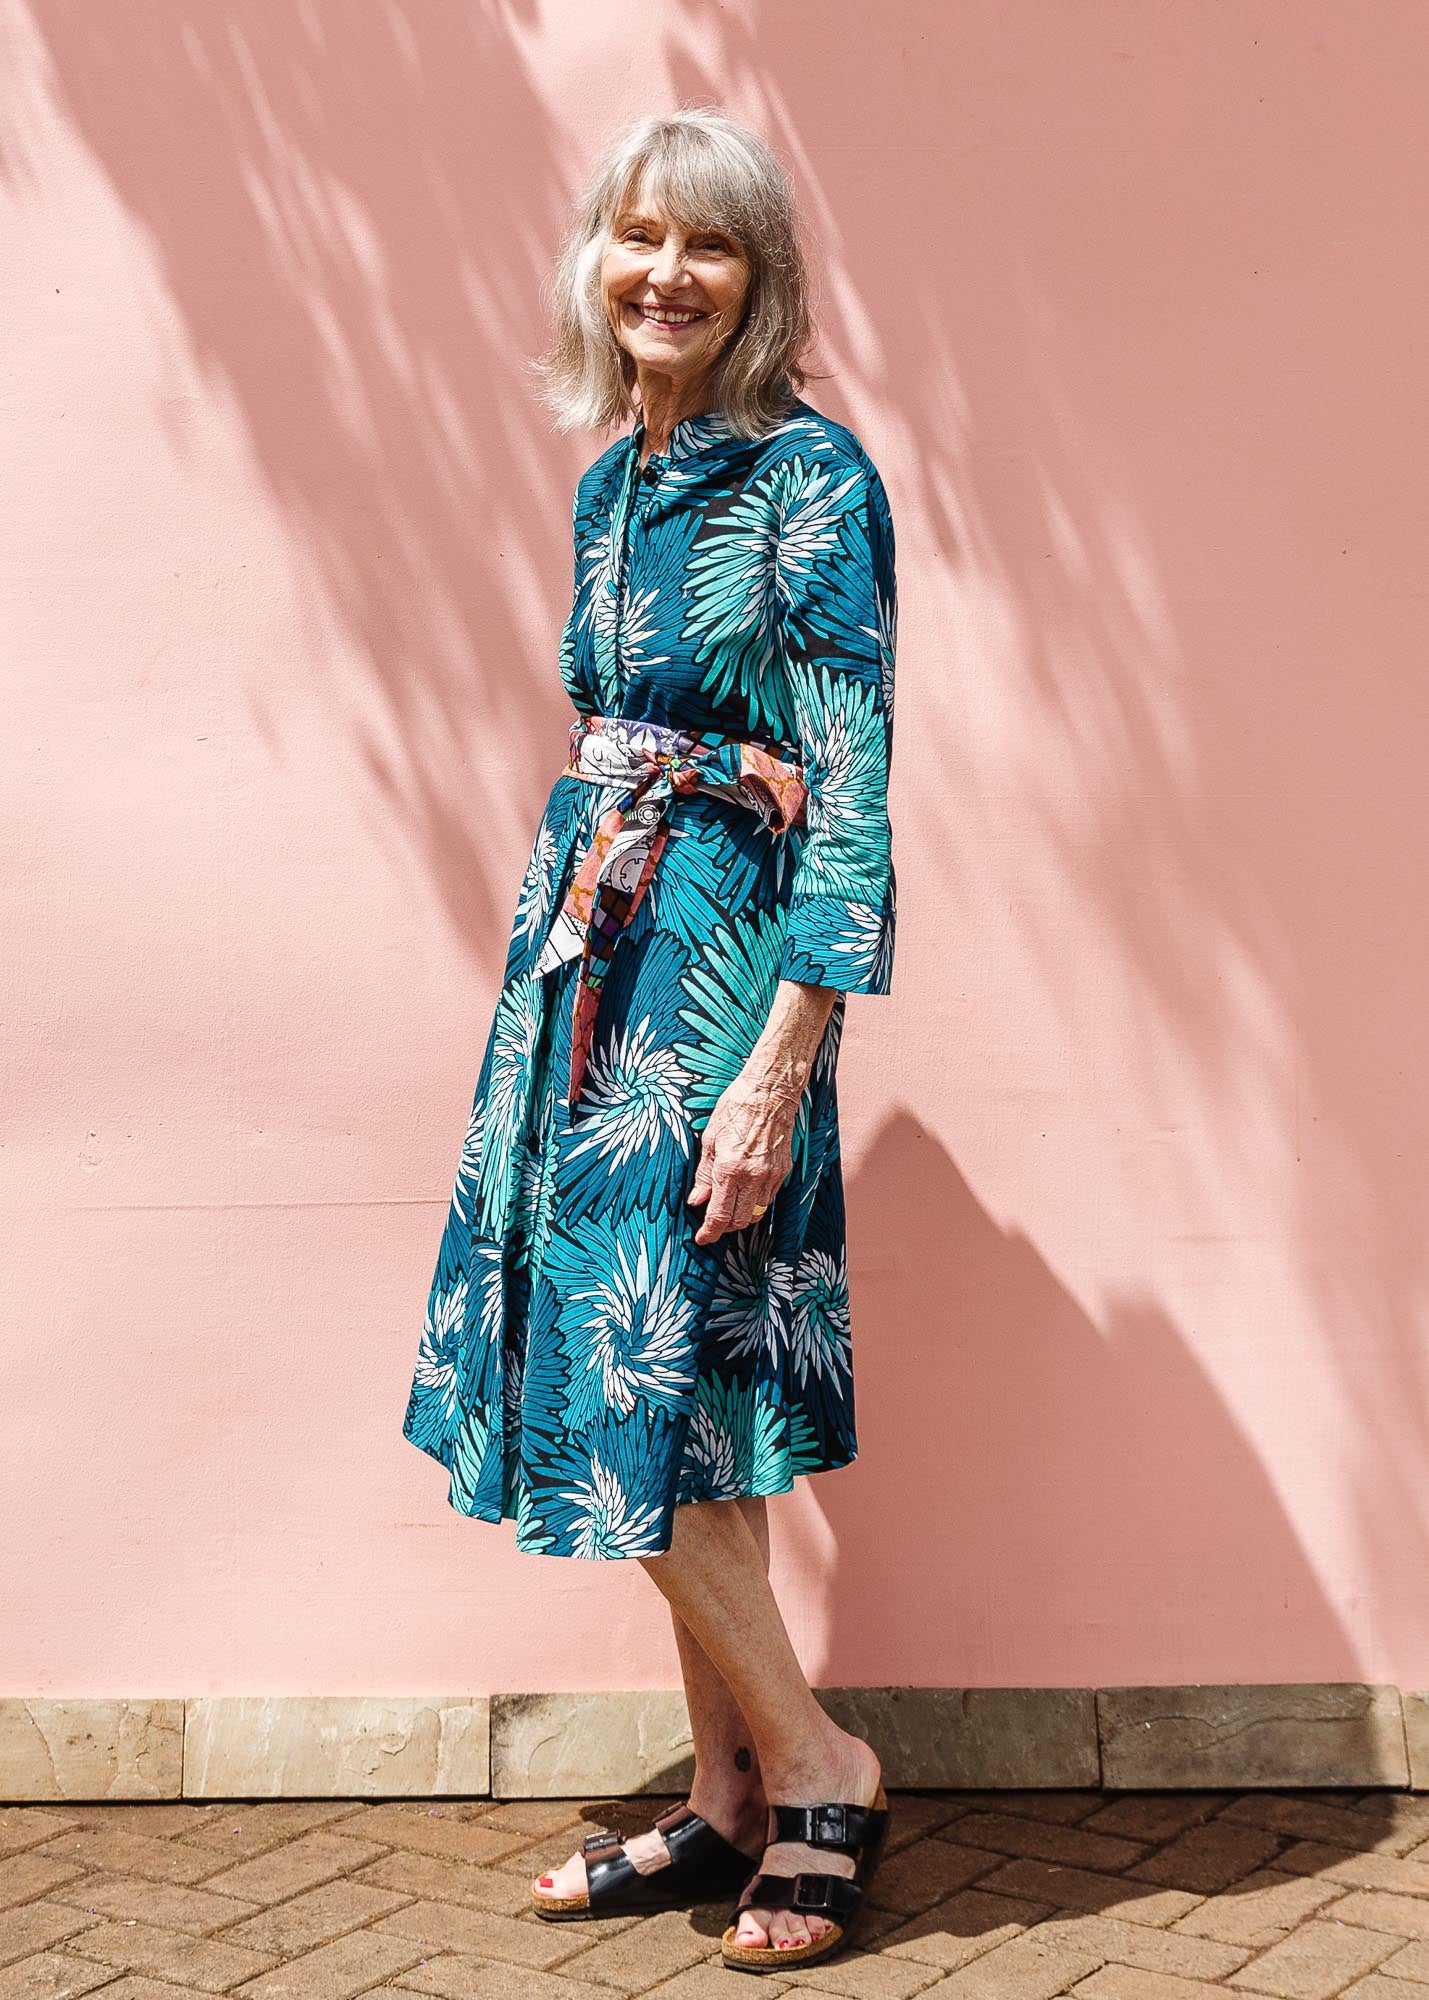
[5,0,1426,1699]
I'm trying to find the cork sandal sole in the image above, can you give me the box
[721,1919,850,1970]
[719,1781,890,1974]
[528,1889,601,1917]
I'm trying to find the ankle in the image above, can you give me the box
[756,1722,879,1803]
[687,1777,769,1850]
[689,1745,765,1800]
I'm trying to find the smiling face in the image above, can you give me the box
[600,185,752,396]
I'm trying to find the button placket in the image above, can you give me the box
[617,451,665,696]
[601,446,641,705]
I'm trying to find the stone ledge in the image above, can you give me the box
[491,1689,692,1798]
[1,1686,1423,1802]
[821,1686,1100,1791]
[184,1696,491,1798]
[1402,1688,1429,1789]
[0,1698,183,1803]
[1099,1682,1408,1789]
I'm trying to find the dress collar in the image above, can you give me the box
[631,404,737,465]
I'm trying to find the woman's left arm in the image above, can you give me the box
[688,453,898,1247]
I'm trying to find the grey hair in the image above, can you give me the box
[532,107,815,440]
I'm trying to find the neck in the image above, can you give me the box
[635,367,718,460]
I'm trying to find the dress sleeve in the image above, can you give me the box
[774,456,897,995]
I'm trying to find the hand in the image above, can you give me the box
[686,1070,798,1246]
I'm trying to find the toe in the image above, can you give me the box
[532,1850,585,1899]
[770,1909,809,1950]
[733,1905,770,1947]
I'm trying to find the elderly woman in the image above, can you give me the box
[402,108,897,1973]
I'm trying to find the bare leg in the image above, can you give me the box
[677,1496,772,1842]
[531,1497,771,1903]
[639,1496,882,1952]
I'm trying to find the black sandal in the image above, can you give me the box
[530,1799,763,1919]
[720,1783,890,1972]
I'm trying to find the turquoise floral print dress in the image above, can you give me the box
[401,393,897,1559]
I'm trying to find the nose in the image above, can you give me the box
[646,242,690,288]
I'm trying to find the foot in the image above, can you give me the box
[531,1789,767,1905]
[729,1732,882,1953]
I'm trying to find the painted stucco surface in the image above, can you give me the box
[4,0,1426,1695]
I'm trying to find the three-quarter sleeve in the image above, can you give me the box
[774,456,897,994]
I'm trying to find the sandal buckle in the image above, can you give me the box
[812,1804,849,1844]
[794,1872,841,1912]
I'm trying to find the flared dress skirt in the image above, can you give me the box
[401,769,859,1561]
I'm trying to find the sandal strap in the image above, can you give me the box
[649,1801,756,1871]
[768,1800,888,1852]
[583,1804,757,1913]
[584,1836,640,1909]
[734,1869,864,1921]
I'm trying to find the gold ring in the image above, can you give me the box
[752,1203,769,1218]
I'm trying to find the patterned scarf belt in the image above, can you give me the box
[533,713,809,1104]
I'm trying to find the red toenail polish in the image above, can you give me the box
[538,1875,553,1886]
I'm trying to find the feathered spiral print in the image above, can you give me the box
[402,393,897,1558]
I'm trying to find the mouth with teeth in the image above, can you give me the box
[629,302,709,327]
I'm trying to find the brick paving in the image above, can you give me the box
[2,1787,1429,1999]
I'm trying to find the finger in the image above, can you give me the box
[727,1185,765,1233]
[742,1170,786,1222]
[716,1174,766,1240]
[694,1172,739,1244]
[687,1146,713,1206]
